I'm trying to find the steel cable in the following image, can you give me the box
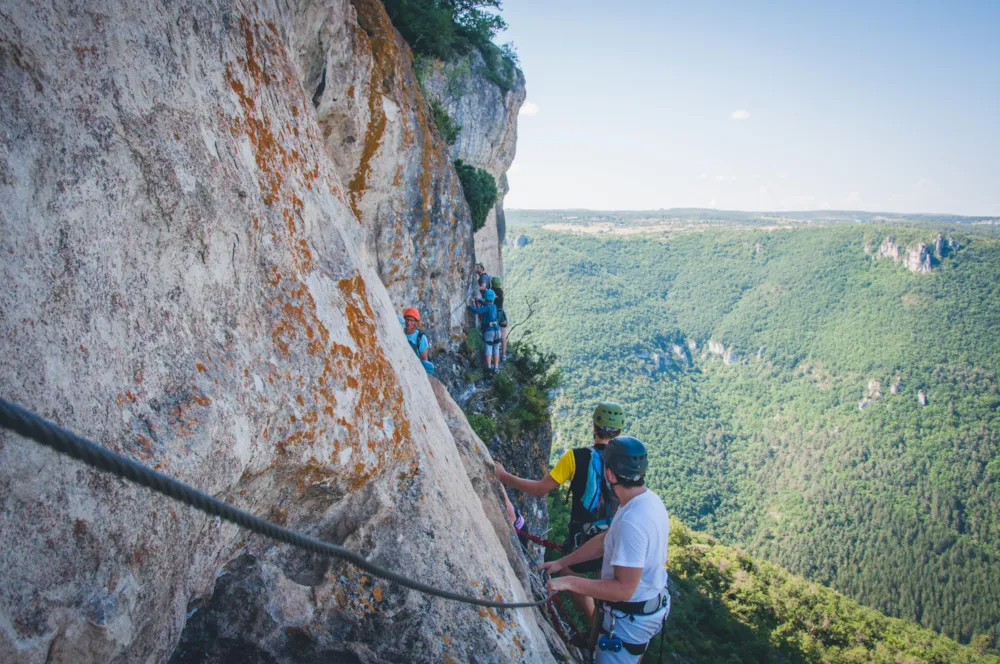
[0,397,554,610]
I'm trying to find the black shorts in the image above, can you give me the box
[569,557,603,574]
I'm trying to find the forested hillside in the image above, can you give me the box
[503,224,1000,650]
[546,494,998,663]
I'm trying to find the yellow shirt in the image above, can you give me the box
[548,449,577,485]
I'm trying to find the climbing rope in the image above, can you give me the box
[517,528,564,552]
[552,594,585,640]
[0,398,555,610]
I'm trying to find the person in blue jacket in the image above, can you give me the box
[467,289,502,373]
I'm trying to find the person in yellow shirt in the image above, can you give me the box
[495,401,626,623]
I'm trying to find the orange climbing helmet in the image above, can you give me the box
[403,307,420,322]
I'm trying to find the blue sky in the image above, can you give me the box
[497,0,1000,215]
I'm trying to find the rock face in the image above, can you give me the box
[421,51,526,277]
[0,1,557,662]
[301,0,485,345]
[875,237,934,274]
[708,339,726,356]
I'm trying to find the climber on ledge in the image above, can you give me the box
[467,289,502,373]
[475,261,491,303]
[494,402,627,624]
[541,436,670,663]
[400,307,434,375]
[491,276,509,361]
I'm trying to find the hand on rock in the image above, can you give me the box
[539,560,563,576]
[494,461,507,479]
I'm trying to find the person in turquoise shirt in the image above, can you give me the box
[400,307,433,375]
[466,289,501,373]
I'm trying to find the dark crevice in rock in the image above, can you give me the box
[311,66,326,108]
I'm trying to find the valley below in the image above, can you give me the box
[504,211,1000,658]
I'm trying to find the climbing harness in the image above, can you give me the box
[596,593,671,659]
[0,398,554,610]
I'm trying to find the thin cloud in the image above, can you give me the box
[716,175,738,182]
[730,109,750,121]
[519,102,539,117]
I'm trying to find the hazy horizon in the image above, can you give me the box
[506,206,996,218]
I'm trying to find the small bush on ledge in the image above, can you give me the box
[430,99,462,145]
[454,159,497,232]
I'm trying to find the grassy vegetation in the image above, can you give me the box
[454,159,497,232]
[463,337,561,442]
[430,99,461,145]
[505,225,1000,650]
[382,0,519,92]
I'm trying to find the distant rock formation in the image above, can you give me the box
[933,233,959,260]
[512,234,531,247]
[868,380,883,400]
[708,339,726,356]
[872,236,947,274]
[918,390,928,406]
[890,376,903,394]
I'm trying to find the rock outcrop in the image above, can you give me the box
[300,0,490,345]
[421,50,526,277]
[874,237,933,274]
[0,1,555,662]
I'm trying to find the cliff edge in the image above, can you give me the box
[0,0,561,662]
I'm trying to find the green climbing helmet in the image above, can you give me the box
[593,401,626,430]
[492,276,503,289]
[603,435,648,481]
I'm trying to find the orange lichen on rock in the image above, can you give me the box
[347,61,387,221]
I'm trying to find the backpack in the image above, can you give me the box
[407,330,425,358]
[567,446,616,546]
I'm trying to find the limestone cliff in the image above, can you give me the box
[421,51,526,277]
[0,1,558,662]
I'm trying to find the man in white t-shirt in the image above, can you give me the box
[540,436,669,662]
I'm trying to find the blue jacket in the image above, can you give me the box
[467,302,498,327]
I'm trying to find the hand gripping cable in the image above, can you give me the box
[0,398,554,610]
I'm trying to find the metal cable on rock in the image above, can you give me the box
[0,398,554,610]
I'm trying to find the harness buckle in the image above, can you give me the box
[597,613,622,653]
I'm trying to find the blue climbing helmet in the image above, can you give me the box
[484,289,496,302]
[603,436,648,482]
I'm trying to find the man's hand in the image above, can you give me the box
[539,560,564,576]
[547,576,574,594]
[494,461,507,478]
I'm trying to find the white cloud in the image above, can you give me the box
[912,176,931,190]
[699,172,708,179]
[730,109,750,121]
[716,175,738,182]
[778,172,789,180]
[820,201,831,208]
[759,186,769,194]
[519,102,539,117]
[508,162,523,174]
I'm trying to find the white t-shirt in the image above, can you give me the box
[600,488,669,602]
